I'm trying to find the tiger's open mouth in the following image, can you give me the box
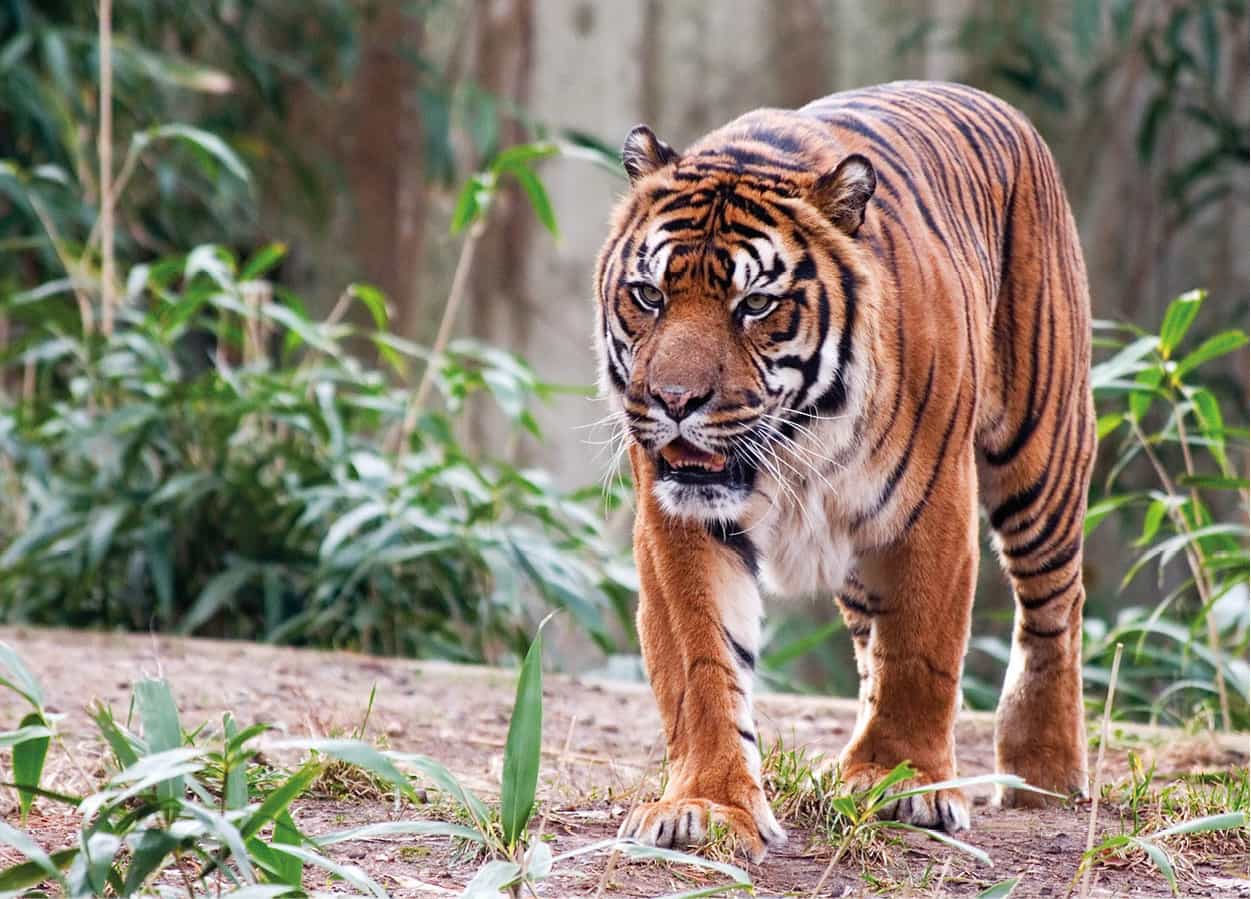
[656,438,750,486]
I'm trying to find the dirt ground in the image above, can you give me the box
[0,626,1246,898]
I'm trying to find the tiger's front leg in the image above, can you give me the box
[620,447,786,862]
[836,451,980,832]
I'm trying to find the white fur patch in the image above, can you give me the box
[756,480,856,598]
[712,563,765,779]
[654,480,751,522]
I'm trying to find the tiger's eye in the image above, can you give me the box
[633,284,664,310]
[742,293,774,314]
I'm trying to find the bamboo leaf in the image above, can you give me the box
[267,843,385,898]
[0,847,76,892]
[507,164,559,237]
[314,820,484,846]
[240,761,321,841]
[500,615,552,847]
[269,739,420,804]
[977,878,1020,898]
[881,821,992,866]
[240,243,287,280]
[1150,811,1248,838]
[135,679,184,805]
[1176,329,1248,377]
[460,859,521,898]
[120,828,181,895]
[1158,289,1204,357]
[138,124,250,182]
[1129,837,1176,893]
[12,713,49,822]
[0,643,43,709]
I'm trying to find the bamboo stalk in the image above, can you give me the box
[1079,641,1124,899]
[1172,412,1234,732]
[1131,419,1231,731]
[388,217,486,454]
[98,0,115,337]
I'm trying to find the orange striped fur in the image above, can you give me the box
[596,81,1094,860]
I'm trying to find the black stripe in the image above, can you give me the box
[723,627,756,670]
[854,358,936,527]
[1010,539,1080,580]
[705,520,758,577]
[837,594,877,617]
[1019,570,1080,610]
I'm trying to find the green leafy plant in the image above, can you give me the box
[977,879,1021,898]
[0,652,452,895]
[0,631,752,897]
[0,641,52,824]
[0,127,635,663]
[1080,760,1250,895]
[0,0,365,287]
[1086,288,1249,730]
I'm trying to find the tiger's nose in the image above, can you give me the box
[650,385,713,421]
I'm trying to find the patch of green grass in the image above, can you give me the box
[759,736,1064,895]
[1086,756,1250,893]
[761,738,841,830]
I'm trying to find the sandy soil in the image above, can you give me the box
[0,627,1245,898]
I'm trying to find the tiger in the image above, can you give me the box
[593,80,1095,862]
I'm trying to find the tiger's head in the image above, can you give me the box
[594,114,879,523]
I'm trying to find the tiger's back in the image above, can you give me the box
[597,80,1094,860]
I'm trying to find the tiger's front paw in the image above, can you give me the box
[841,762,971,833]
[618,794,786,864]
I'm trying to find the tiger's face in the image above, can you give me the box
[595,121,877,523]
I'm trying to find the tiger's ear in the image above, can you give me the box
[622,124,678,184]
[811,154,876,235]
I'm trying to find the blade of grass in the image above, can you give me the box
[269,739,420,804]
[91,702,141,768]
[239,761,321,841]
[386,752,491,833]
[1128,836,1177,893]
[461,859,522,898]
[976,878,1020,898]
[1149,811,1248,838]
[135,679,185,807]
[878,821,991,866]
[0,847,77,892]
[886,772,1064,804]
[223,714,247,810]
[13,712,50,822]
[120,828,182,895]
[313,820,484,846]
[500,614,551,847]
[553,838,750,884]
[267,843,386,898]
[0,819,63,887]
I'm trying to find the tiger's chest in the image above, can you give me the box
[752,475,864,598]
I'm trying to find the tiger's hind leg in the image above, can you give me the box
[979,132,1095,807]
[980,407,1093,806]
